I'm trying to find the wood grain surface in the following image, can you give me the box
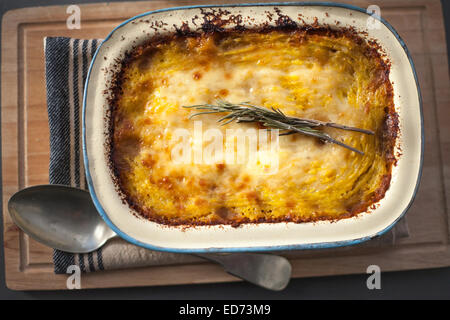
[2,0,450,290]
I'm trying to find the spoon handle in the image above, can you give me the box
[194,253,291,291]
[90,230,292,290]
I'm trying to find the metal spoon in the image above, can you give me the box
[8,184,292,290]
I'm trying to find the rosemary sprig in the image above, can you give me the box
[183,100,374,155]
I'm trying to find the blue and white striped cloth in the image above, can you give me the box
[45,37,409,274]
[46,37,100,191]
[46,37,103,273]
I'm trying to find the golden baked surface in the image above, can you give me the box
[110,28,397,226]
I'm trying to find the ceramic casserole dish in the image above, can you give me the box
[83,3,423,253]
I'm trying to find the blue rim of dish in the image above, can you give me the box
[82,2,424,253]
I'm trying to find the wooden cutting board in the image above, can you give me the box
[2,0,450,290]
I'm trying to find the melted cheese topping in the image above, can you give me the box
[112,30,394,225]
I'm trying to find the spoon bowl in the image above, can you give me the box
[8,185,115,253]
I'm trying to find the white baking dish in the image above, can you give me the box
[83,3,423,253]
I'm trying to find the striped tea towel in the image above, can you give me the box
[45,37,409,274]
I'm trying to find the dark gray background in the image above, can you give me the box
[0,0,449,300]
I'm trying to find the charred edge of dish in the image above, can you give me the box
[124,207,365,229]
[104,48,138,204]
[103,12,398,228]
[116,193,366,228]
